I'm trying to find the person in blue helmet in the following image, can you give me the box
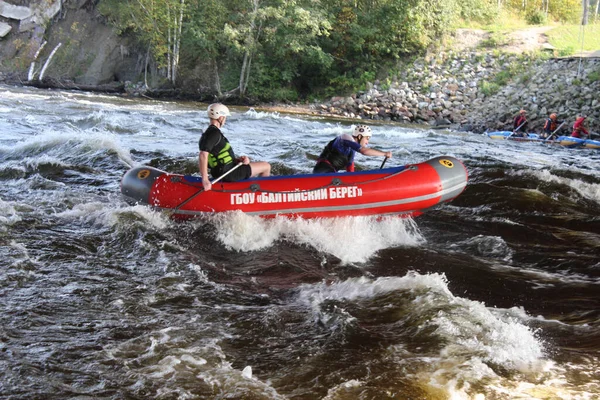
[313,125,392,173]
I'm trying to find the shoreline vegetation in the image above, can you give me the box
[3,51,599,136]
[1,1,599,133]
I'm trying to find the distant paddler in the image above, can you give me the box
[541,113,564,140]
[508,109,528,138]
[571,115,590,139]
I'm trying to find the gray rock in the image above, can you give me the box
[0,21,10,37]
[0,1,32,20]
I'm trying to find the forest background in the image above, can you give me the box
[1,0,599,106]
[95,0,599,103]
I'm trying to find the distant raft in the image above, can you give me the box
[120,156,468,220]
[486,131,600,149]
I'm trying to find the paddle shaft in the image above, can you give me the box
[544,121,566,141]
[380,157,388,169]
[506,120,527,139]
[174,162,244,211]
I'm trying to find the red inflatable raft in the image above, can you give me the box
[120,155,468,219]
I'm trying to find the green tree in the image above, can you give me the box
[505,0,582,22]
[183,0,231,94]
[317,0,464,93]
[247,0,333,99]
[99,0,187,86]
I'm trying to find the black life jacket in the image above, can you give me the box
[318,139,350,171]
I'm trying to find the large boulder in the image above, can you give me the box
[0,1,32,20]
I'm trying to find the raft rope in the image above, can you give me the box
[171,165,417,197]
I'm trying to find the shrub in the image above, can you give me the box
[558,46,575,57]
[479,80,500,96]
[526,10,547,25]
[494,70,512,86]
[588,70,600,83]
[519,72,533,84]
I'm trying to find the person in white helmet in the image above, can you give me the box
[199,103,271,191]
[313,125,392,173]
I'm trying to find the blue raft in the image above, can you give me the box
[487,131,600,149]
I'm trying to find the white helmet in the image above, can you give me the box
[353,125,372,137]
[207,103,231,119]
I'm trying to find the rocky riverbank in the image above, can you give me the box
[1,1,599,134]
[315,52,600,134]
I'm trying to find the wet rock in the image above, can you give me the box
[314,52,599,134]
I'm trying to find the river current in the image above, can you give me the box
[1,85,599,399]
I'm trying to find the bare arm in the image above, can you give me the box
[199,151,211,191]
[359,147,392,158]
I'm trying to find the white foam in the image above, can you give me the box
[22,154,70,169]
[433,303,545,371]
[448,234,513,261]
[379,127,427,140]
[322,379,363,399]
[104,327,286,399]
[209,212,424,263]
[0,88,51,102]
[488,259,600,286]
[296,272,553,398]
[2,128,135,168]
[0,198,22,230]
[530,169,600,203]
[55,202,170,231]
[242,365,253,379]
[296,272,451,311]
[244,108,281,120]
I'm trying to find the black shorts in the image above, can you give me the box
[218,164,252,182]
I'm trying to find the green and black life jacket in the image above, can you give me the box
[208,136,235,175]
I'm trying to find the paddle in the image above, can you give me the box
[305,152,319,161]
[506,120,527,140]
[379,157,388,169]
[543,121,566,142]
[173,162,243,211]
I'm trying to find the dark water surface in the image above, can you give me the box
[1,85,599,399]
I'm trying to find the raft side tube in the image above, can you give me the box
[583,139,600,149]
[121,166,166,205]
[557,136,585,148]
[425,156,468,202]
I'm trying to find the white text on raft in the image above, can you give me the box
[230,187,363,205]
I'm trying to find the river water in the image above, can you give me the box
[1,84,599,400]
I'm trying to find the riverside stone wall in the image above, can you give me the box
[318,52,600,134]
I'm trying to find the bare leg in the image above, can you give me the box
[250,161,271,177]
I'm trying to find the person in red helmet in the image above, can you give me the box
[571,116,589,139]
[512,109,528,137]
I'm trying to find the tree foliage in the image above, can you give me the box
[504,0,582,23]
[98,0,588,100]
[99,0,186,85]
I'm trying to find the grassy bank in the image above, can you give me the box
[546,23,600,55]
